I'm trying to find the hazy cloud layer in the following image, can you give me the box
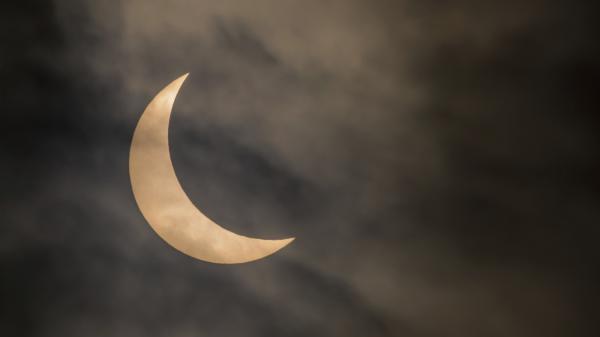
[1,1,598,336]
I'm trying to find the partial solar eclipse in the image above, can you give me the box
[129,74,294,264]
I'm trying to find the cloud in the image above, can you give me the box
[1,0,597,336]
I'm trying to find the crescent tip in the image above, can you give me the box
[171,73,190,89]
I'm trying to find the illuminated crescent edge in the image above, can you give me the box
[129,74,294,264]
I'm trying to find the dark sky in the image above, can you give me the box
[1,1,599,336]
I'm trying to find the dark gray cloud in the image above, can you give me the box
[1,0,598,336]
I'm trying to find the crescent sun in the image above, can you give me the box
[129,73,294,264]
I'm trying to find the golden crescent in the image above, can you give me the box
[129,74,294,264]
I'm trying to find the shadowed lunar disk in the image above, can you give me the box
[129,74,294,264]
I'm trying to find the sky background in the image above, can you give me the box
[1,1,599,336]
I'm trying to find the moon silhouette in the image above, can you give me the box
[129,74,294,264]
